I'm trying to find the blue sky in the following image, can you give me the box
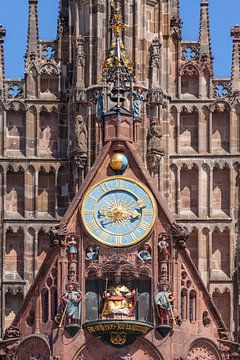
[0,0,239,79]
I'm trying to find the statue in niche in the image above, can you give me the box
[91,90,105,119]
[67,238,78,262]
[158,234,170,261]
[154,287,175,325]
[61,281,82,325]
[147,118,165,174]
[73,115,88,169]
[102,284,136,316]
[85,245,99,261]
[132,88,145,119]
[137,244,152,263]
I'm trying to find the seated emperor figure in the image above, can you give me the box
[102,285,136,316]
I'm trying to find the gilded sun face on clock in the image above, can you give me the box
[81,177,156,247]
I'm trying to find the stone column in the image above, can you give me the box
[176,111,181,154]
[36,109,40,157]
[176,165,181,216]
[230,109,237,154]
[208,110,213,153]
[209,165,213,217]
[34,170,38,218]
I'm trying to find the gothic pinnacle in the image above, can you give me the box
[231,25,240,91]
[199,0,212,58]
[25,0,39,63]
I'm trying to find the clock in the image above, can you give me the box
[81,176,156,247]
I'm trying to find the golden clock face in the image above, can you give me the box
[81,176,156,247]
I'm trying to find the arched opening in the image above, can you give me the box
[180,109,198,152]
[212,228,230,278]
[5,228,24,280]
[189,290,197,323]
[38,169,55,217]
[5,290,23,329]
[212,166,230,216]
[37,229,50,271]
[212,104,230,153]
[6,167,24,216]
[6,108,26,155]
[180,165,199,216]
[59,107,68,157]
[41,288,49,323]
[181,288,188,321]
[181,65,199,98]
[212,289,231,330]
[57,166,69,216]
[187,229,198,269]
[39,110,58,157]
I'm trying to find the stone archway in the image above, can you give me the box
[15,334,51,360]
[186,338,222,360]
[74,338,164,360]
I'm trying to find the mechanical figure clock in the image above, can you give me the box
[81,176,156,247]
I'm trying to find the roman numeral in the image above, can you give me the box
[130,233,137,241]
[116,179,124,189]
[142,209,153,216]
[100,182,110,193]
[83,209,94,215]
[100,231,109,242]
[89,195,97,201]
[139,221,149,231]
[88,220,98,232]
[116,236,122,245]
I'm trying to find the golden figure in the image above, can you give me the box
[102,285,136,316]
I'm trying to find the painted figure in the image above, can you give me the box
[61,282,82,324]
[158,236,170,261]
[154,290,175,325]
[102,285,136,316]
[132,88,145,119]
[85,245,99,261]
[137,244,152,262]
[67,238,78,262]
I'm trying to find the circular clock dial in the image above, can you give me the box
[81,176,156,247]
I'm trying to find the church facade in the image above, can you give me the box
[0,0,239,359]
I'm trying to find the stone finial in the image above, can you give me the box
[231,24,240,40]
[25,0,39,64]
[231,24,240,91]
[199,0,212,58]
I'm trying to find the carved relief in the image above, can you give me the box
[72,115,88,169]
[147,119,164,175]
[187,341,221,360]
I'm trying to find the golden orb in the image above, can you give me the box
[110,153,128,172]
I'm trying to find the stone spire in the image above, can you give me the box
[230,25,240,91]
[25,0,39,63]
[199,0,212,58]
[0,25,6,99]
[102,0,134,108]
[172,0,180,18]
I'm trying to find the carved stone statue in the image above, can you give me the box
[73,115,88,169]
[102,285,136,316]
[147,119,165,174]
[132,88,145,119]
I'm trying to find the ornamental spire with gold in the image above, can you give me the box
[102,1,134,108]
